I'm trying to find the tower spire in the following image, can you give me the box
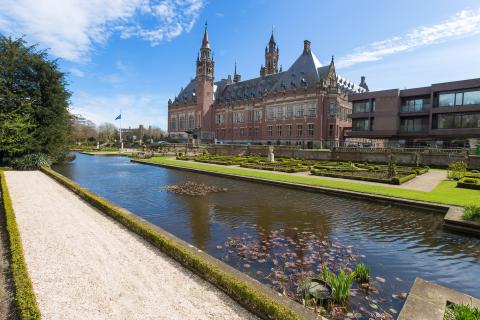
[263,29,279,76]
[202,21,209,48]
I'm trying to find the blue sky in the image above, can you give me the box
[1,0,480,129]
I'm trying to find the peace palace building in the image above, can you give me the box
[167,24,369,147]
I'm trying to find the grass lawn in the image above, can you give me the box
[142,157,480,208]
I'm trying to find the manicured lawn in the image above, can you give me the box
[143,157,480,207]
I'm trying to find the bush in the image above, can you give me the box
[463,204,480,221]
[447,161,467,180]
[457,177,480,190]
[11,153,51,170]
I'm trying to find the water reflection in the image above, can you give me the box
[53,153,480,318]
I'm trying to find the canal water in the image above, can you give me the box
[53,153,480,319]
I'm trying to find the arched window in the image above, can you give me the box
[188,114,195,129]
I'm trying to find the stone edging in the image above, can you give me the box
[398,278,480,320]
[131,159,480,237]
[40,167,319,320]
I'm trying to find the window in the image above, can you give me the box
[295,104,304,118]
[308,103,316,117]
[240,128,245,136]
[179,116,185,130]
[438,93,455,107]
[286,105,294,118]
[267,107,275,120]
[352,100,370,113]
[296,124,303,137]
[276,106,284,119]
[170,118,177,130]
[435,112,480,129]
[400,118,427,132]
[328,101,336,117]
[328,124,334,137]
[464,91,480,105]
[216,113,224,124]
[455,92,463,106]
[307,124,314,136]
[401,98,427,112]
[352,119,369,131]
[276,125,282,137]
[286,124,292,137]
[267,125,273,136]
[255,110,262,121]
[188,114,194,128]
[254,127,259,137]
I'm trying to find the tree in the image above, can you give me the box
[0,36,71,164]
[98,123,118,143]
[72,124,97,145]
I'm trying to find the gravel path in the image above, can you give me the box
[5,171,257,320]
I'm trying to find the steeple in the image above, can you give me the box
[196,21,214,82]
[233,61,241,82]
[261,29,279,76]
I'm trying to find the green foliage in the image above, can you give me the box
[317,264,355,305]
[457,177,480,190]
[463,205,480,221]
[0,172,41,319]
[0,36,71,165]
[444,303,480,320]
[354,263,370,283]
[11,153,51,170]
[41,167,305,320]
[387,152,397,178]
[448,161,467,180]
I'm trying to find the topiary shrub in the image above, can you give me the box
[11,153,51,170]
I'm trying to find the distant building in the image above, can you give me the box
[168,24,368,147]
[121,125,163,143]
[73,114,95,128]
[348,78,480,148]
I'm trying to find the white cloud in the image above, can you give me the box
[337,8,480,68]
[70,91,169,129]
[0,0,204,61]
[70,68,85,77]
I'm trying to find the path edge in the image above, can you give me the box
[0,171,41,320]
[40,166,316,320]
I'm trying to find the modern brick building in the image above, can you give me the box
[168,24,368,147]
[348,78,480,148]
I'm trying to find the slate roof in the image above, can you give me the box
[173,49,366,105]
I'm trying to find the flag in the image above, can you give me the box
[115,114,121,120]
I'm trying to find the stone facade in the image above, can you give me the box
[168,24,368,148]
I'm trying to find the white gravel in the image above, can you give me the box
[5,171,257,320]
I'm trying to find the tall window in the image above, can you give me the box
[255,110,262,121]
[295,104,304,118]
[307,124,314,136]
[286,105,294,118]
[286,124,292,137]
[179,116,185,130]
[188,114,194,128]
[170,118,177,130]
[329,124,334,137]
[296,124,303,137]
[308,103,316,117]
[276,106,284,119]
[267,107,275,120]
[328,101,336,117]
[254,127,259,137]
[267,125,273,136]
[276,125,282,137]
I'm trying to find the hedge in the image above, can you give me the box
[0,171,42,319]
[457,177,480,190]
[39,167,306,320]
[310,169,417,185]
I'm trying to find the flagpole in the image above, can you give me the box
[119,110,123,152]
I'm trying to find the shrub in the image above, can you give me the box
[11,153,51,170]
[444,303,480,320]
[463,204,480,221]
[448,161,467,180]
[354,263,370,283]
[457,177,480,190]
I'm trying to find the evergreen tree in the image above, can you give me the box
[0,36,71,165]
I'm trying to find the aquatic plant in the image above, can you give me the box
[463,204,480,221]
[444,302,480,320]
[354,263,370,283]
[317,264,356,305]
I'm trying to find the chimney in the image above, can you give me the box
[303,40,311,54]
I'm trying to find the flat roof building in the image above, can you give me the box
[348,78,480,148]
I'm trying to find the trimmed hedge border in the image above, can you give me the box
[40,167,309,320]
[457,177,480,190]
[0,171,41,319]
[310,169,417,185]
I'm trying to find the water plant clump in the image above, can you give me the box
[444,303,480,320]
[354,263,370,283]
[317,264,356,305]
[163,181,227,196]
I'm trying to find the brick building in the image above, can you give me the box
[168,24,368,147]
[348,78,480,148]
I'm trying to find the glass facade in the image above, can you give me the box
[435,112,480,129]
[352,119,369,131]
[352,100,371,113]
[401,98,428,112]
[400,118,428,132]
[438,89,480,107]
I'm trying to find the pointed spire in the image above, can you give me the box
[234,61,237,76]
[331,55,335,65]
[202,21,209,49]
[269,25,275,44]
